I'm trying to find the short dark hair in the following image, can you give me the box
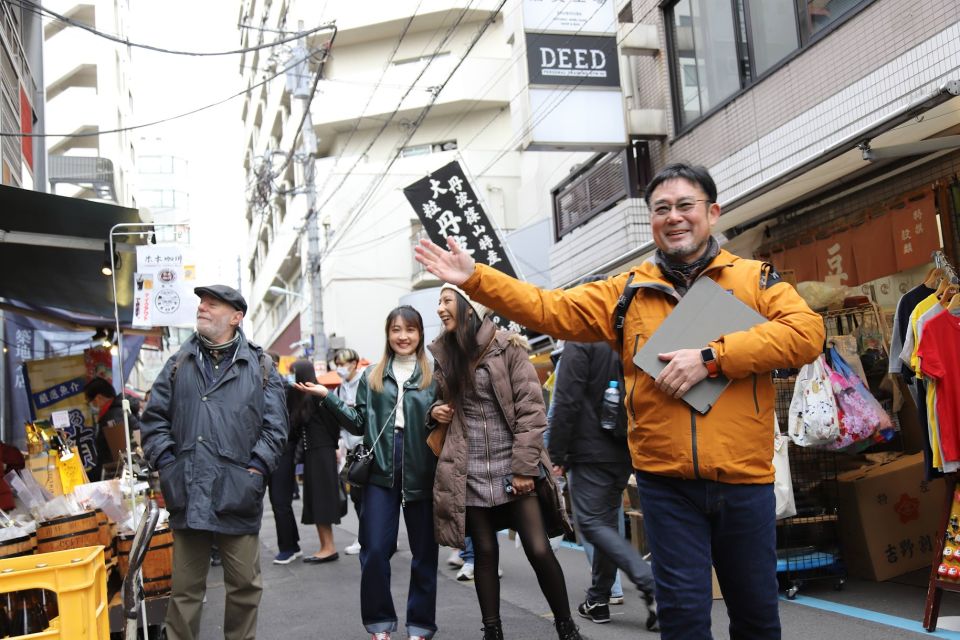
[644,163,718,207]
[83,377,116,401]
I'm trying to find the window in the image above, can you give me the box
[665,0,873,131]
[399,140,457,158]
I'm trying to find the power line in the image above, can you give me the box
[325,1,507,258]
[4,0,336,57]
[0,45,325,138]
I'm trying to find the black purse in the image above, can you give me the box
[342,443,375,486]
[340,391,403,487]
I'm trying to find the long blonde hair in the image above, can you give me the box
[368,305,432,393]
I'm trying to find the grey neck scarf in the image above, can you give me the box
[655,236,720,296]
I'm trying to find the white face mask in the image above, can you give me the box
[336,366,351,379]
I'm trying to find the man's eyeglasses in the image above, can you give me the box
[651,199,710,217]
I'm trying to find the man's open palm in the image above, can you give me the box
[414,236,476,285]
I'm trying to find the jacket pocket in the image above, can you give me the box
[213,463,266,518]
[159,457,188,514]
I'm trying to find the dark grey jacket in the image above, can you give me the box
[547,340,631,468]
[140,333,288,535]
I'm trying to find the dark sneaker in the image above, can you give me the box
[273,550,302,565]
[576,600,610,624]
[210,550,222,567]
[643,594,659,631]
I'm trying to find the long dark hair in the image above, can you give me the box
[287,358,318,427]
[368,306,432,393]
[440,291,482,403]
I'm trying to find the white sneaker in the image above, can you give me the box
[456,562,475,581]
[345,539,362,555]
[447,549,465,568]
[608,595,624,605]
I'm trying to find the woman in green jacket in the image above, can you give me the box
[295,305,439,640]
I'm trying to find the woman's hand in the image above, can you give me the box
[431,403,454,424]
[294,381,329,398]
[512,474,535,495]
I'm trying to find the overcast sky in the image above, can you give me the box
[129,0,247,290]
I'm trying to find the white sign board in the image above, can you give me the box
[522,0,617,35]
[132,245,198,328]
[518,88,627,149]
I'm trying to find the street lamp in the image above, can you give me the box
[268,285,302,297]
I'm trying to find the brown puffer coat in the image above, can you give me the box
[428,317,569,549]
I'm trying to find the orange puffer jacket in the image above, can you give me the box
[461,249,825,484]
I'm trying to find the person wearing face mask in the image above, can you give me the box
[83,376,140,481]
[296,306,439,640]
[334,348,365,555]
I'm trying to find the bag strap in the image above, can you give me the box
[614,273,638,353]
[367,383,406,451]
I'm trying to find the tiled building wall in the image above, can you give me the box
[625,0,960,195]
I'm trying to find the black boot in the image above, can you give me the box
[554,617,583,640]
[482,621,504,640]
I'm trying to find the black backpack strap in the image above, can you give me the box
[258,352,274,389]
[169,348,191,384]
[614,273,638,353]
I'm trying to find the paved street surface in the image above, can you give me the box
[187,498,960,639]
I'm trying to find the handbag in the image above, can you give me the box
[788,355,841,447]
[773,414,796,520]
[534,464,574,538]
[340,388,405,487]
[825,346,893,450]
[426,422,448,457]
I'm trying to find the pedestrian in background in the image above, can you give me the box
[141,285,288,640]
[296,306,439,640]
[547,326,657,630]
[428,284,582,640]
[267,351,301,565]
[289,358,342,563]
[334,347,364,556]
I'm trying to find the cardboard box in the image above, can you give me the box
[627,510,722,599]
[101,423,140,462]
[837,452,946,581]
[27,452,64,496]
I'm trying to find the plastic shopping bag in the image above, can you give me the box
[788,355,841,447]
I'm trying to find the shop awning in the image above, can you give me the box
[0,184,142,319]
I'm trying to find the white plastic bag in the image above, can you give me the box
[788,355,840,447]
[773,414,796,520]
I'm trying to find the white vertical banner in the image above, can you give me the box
[132,245,198,327]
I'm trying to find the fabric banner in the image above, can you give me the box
[851,215,897,284]
[405,160,532,335]
[813,233,859,286]
[133,245,197,327]
[24,354,97,471]
[890,191,939,272]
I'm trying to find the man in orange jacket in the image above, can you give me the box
[415,163,824,640]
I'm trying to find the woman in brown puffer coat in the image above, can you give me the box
[428,284,580,640]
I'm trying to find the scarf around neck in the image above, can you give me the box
[655,236,720,296]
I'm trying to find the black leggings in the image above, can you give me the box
[466,495,571,626]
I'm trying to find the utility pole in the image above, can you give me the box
[287,28,327,367]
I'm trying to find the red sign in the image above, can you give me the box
[813,232,859,286]
[19,85,32,170]
[890,191,940,271]
[781,241,819,283]
[851,215,897,284]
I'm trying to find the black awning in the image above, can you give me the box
[0,184,142,318]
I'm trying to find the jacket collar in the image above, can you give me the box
[381,354,424,388]
[632,248,740,292]
[428,315,500,372]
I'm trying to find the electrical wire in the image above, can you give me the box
[4,0,335,57]
[324,1,507,258]
[0,44,326,138]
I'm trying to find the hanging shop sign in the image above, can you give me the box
[522,0,617,35]
[812,234,859,285]
[132,245,197,327]
[525,33,619,87]
[405,160,532,334]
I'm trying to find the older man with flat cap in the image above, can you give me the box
[141,284,288,640]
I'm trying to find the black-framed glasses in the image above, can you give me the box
[651,199,711,217]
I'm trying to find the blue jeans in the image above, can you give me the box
[359,431,439,639]
[460,536,475,564]
[635,471,780,640]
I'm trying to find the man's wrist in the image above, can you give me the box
[700,347,720,378]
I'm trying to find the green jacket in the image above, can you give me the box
[322,359,437,502]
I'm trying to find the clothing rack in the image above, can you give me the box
[921,250,960,631]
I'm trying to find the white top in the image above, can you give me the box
[391,354,417,429]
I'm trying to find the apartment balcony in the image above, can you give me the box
[44,28,99,89]
[45,86,98,135]
[548,148,653,285]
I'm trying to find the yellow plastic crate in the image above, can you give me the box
[0,546,107,639]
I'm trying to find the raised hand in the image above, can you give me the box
[413,237,476,285]
[293,381,329,398]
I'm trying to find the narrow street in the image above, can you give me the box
[189,500,960,639]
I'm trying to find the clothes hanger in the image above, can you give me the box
[925,267,945,289]
[949,287,960,314]
[935,276,950,300]
[940,284,959,308]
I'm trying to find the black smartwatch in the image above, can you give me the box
[700,348,719,378]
